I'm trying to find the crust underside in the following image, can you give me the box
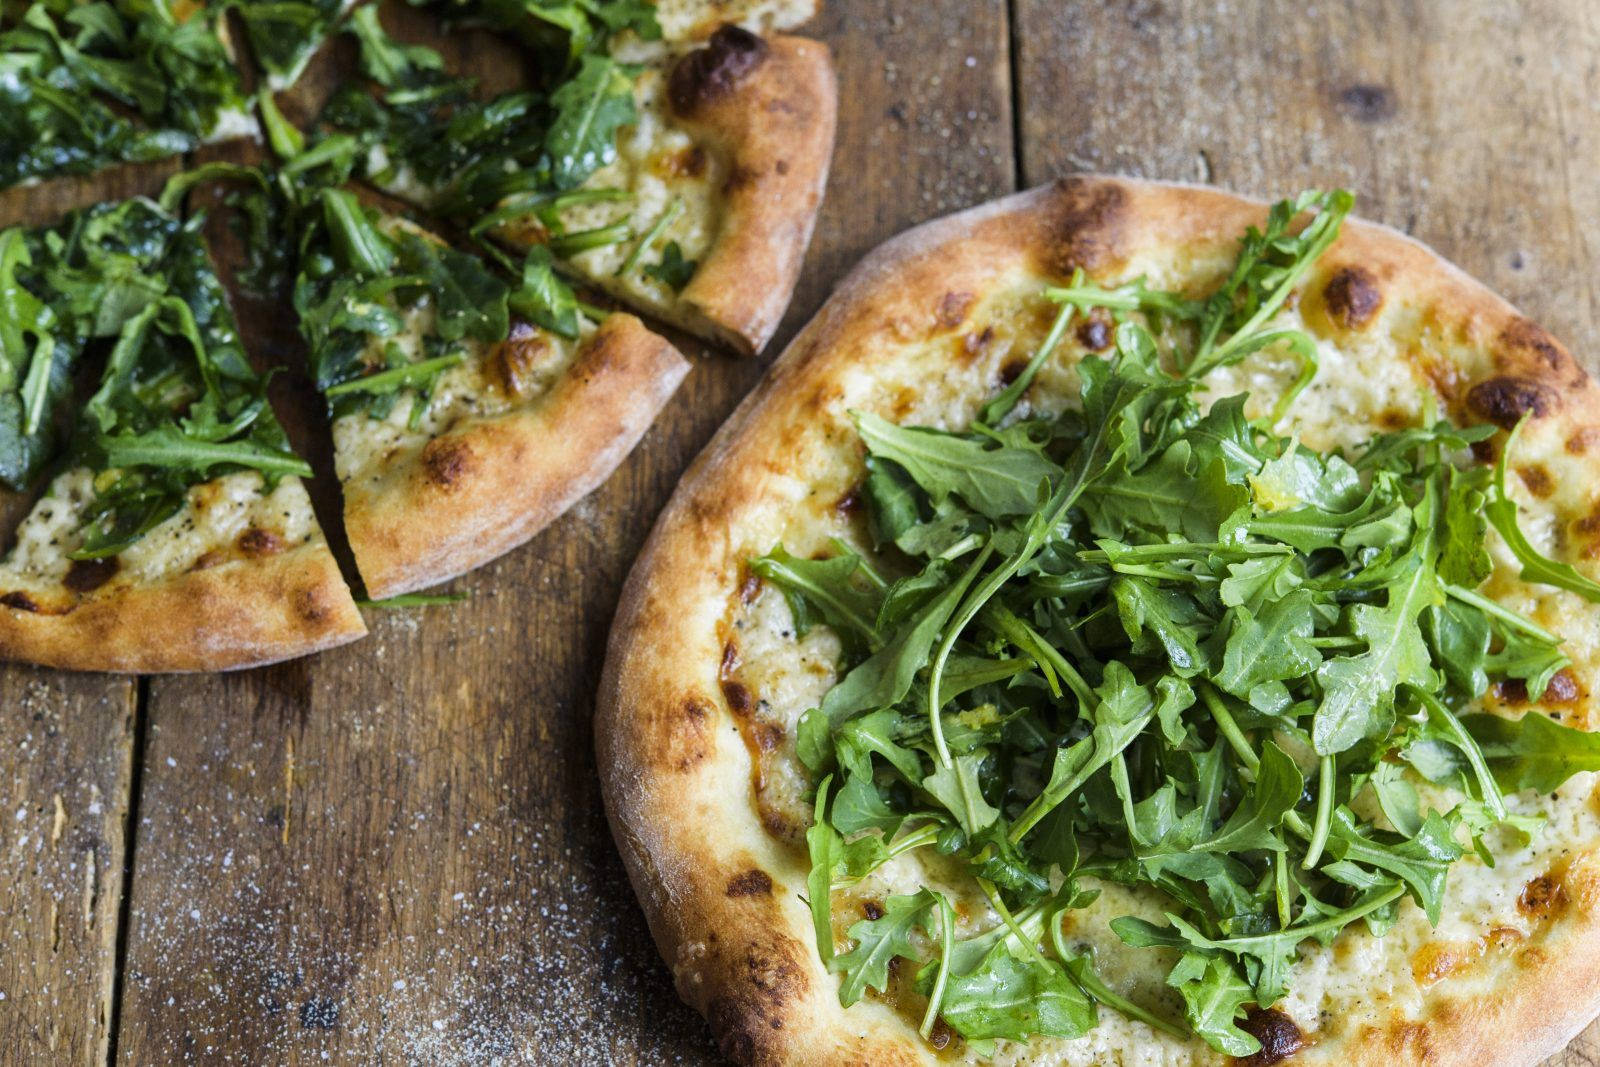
[596,176,1600,1065]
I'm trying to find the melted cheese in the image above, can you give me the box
[328,217,584,488]
[649,0,817,41]
[494,65,724,316]
[0,468,319,605]
[724,261,1600,1061]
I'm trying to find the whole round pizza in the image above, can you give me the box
[598,177,1600,1064]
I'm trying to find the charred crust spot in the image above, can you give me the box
[495,321,553,398]
[1046,177,1128,275]
[1336,83,1397,122]
[721,680,754,718]
[1517,464,1554,498]
[936,291,975,330]
[238,528,284,558]
[705,936,807,1061]
[669,25,769,116]
[1499,317,1572,373]
[726,869,774,897]
[720,638,741,679]
[999,356,1030,386]
[836,485,863,516]
[1321,265,1383,330]
[1378,407,1410,430]
[1470,437,1497,464]
[754,722,784,752]
[1545,668,1581,703]
[738,571,761,604]
[658,144,708,179]
[1493,678,1530,705]
[1466,375,1560,430]
[1238,1008,1305,1066]
[63,557,119,594]
[421,437,472,488]
[1519,872,1568,919]
[1567,428,1600,455]
[190,549,225,572]
[683,697,709,723]
[293,586,329,623]
[861,900,884,921]
[963,326,997,358]
[1411,940,1482,986]
[1077,316,1112,351]
[0,591,39,612]
[928,1018,954,1050]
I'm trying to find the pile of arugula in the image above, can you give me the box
[0,0,249,189]
[223,0,673,422]
[308,0,695,288]
[756,191,1600,1056]
[0,194,307,555]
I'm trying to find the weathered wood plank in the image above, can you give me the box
[0,162,169,1067]
[1014,0,1600,1061]
[113,1,1014,1062]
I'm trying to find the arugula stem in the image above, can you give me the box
[1199,684,1258,775]
[1442,582,1561,643]
[1049,921,1189,1040]
[978,299,1076,426]
[919,891,956,1040]
[1411,686,1507,820]
[979,878,1048,966]
[20,335,53,435]
[927,544,998,768]
[1301,754,1336,869]
[325,352,465,397]
[1207,883,1403,951]
[1274,851,1292,929]
[549,222,631,258]
[615,198,682,278]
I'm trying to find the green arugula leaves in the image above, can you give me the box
[0,1,249,189]
[760,190,1600,1056]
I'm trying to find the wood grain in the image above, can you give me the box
[1014,0,1600,1062]
[111,2,1014,1062]
[0,163,169,1067]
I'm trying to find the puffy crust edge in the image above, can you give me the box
[343,313,689,600]
[666,34,838,356]
[0,541,365,673]
[596,175,1600,1065]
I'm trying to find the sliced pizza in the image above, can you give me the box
[282,182,688,598]
[0,0,256,190]
[597,178,1600,1065]
[0,194,363,672]
[304,0,835,355]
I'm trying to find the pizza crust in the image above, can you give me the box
[343,313,689,599]
[0,539,364,673]
[665,32,837,355]
[596,176,1600,1065]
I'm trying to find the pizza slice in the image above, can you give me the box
[0,194,363,672]
[285,185,689,598]
[307,0,835,355]
[598,179,1600,1064]
[0,0,256,190]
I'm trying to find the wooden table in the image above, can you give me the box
[2,1,1598,1062]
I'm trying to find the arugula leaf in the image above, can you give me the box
[834,890,939,1007]
[1463,711,1600,793]
[1486,420,1600,604]
[856,411,1059,521]
[939,943,1096,1043]
[545,52,636,190]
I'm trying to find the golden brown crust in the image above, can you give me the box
[664,31,837,355]
[0,541,365,673]
[343,314,689,599]
[596,176,1600,1064]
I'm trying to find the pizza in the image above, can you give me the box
[0,0,836,668]
[0,194,363,672]
[294,0,835,355]
[0,0,256,189]
[280,188,687,598]
[597,177,1600,1065]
